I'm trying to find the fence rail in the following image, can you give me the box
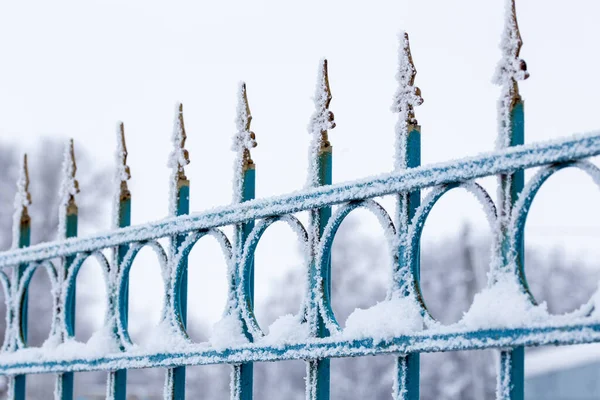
[1,1,599,399]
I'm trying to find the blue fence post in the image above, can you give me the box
[391,32,423,400]
[8,154,32,400]
[106,123,131,400]
[231,82,257,400]
[55,139,79,400]
[165,103,190,400]
[494,1,528,399]
[306,59,334,400]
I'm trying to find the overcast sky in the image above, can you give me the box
[1,0,599,335]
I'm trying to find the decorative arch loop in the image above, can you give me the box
[404,182,498,324]
[61,251,111,338]
[237,215,309,339]
[115,240,168,348]
[508,161,600,304]
[13,260,58,349]
[314,199,397,336]
[0,269,11,352]
[170,228,233,333]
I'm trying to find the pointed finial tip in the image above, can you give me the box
[21,153,30,198]
[392,30,423,122]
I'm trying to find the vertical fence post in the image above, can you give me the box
[494,1,528,399]
[306,59,335,400]
[165,104,190,400]
[106,123,131,400]
[8,154,32,400]
[391,32,423,400]
[55,139,79,400]
[231,82,257,400]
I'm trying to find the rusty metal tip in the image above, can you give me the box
[22,153,30,185]
[177,102,183,113]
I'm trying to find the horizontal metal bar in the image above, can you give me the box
[1,322,599,375]
[0,131,599,267]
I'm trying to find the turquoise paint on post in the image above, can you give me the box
[308,146,332,400]
[13,216,30,400]
[395,125,421,400]
[108,193,131,400]
[236,166,256,400]
[499,99,525,400]
[170,182,189,400]
[60,211,78,400]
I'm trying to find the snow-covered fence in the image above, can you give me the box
[1,1,600,400]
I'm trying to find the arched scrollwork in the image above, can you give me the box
[116,240,168,348]
[237,215,309,339]
[509,160,600,307]
[314,199,397,335]
[404,182,498,325]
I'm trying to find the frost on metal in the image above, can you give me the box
[168,103,190,217]
[392,31,423,171]
[232,82,257,204]
[57,139,79,240]
[307,59,335,188]
[12,154,31,249]
[113,122,131,229]
[494,0,529,150]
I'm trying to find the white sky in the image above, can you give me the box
[1,0,599,334]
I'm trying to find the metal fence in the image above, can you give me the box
[1,1,599,399]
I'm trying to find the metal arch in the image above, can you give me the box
[403,182,498,323]
[62,251,111,335]
[12,260,58,349]
[115,240,168,347]
[510,160,600,257]
[236,215,310,339]
[169,228,233,331]
[508,160,600,306]
[0,270,11,352]
[314,199,397,335]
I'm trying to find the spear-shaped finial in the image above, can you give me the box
[494,0,529,88]
[232,82,257,170]
[115,122,131,199]
[495,0,529,149]
[307,59,336,188]
[168,103,190,216]
[58,139,80,238]
[308,59,336,148]
[168,103,190,182]
[12,154,31,248]
[392,32,423,126]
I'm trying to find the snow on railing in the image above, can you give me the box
[1,1,600,400]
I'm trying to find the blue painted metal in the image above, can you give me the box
[107,173,131,400]
[0,11,599,399]
[233,166,256,400]
[306,143,333,400]
[498,98,525,400]
[1,131,599,269]
[12,163,31,400]
[58,210,78,400]
[167,181,189,400]
[395,124,421,400]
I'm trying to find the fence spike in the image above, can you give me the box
[115,122,131,197]
[12,154,31,249]
[494,0,529,86]
[58,139,79,238]
[308,59,335,146]
[392,32,423,127]
[307,59,335,189]
[168,103,190,217]
[495,0,528,149]
[233,82,257,172]
[168,103,189,178]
